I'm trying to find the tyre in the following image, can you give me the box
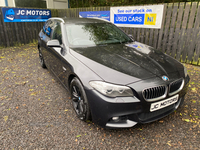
[70,77,91,121]
[38,47,46,68]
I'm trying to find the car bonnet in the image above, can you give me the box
[70,41,184,85]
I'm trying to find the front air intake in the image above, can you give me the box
[169,78,184,96]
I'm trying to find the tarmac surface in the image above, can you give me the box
[0,44,200,149]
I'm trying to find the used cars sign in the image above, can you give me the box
[2,8,51,22]
[110,5,164,28]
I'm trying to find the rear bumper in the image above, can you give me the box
[85,75,190,128]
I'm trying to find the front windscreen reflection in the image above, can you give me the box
[65,23,132,47]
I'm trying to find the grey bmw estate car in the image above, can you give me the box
[38,17,189,128]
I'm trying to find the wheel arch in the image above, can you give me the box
[68,74,76,88]
[68,74,85,90]
[68,73,92,121]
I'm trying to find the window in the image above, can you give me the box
[52,23,62,44]
[42,20,53,37]
[65,23,132,46]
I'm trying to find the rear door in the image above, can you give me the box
[39,20,54,68]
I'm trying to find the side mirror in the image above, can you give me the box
[47,39,60,47]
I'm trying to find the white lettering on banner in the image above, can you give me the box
[26,10,31,15]
[21,10,25,15]
[32,11,35,15]
[36,10,39,15]
[128,17,142,22]
[16,10,50,16]
[43,11,47,15]
[116,16,127,22]
[16,10,20,15]
[39,11,43,15]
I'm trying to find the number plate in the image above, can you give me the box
[150,94,179,112]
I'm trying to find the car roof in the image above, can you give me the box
[50,17,108,24]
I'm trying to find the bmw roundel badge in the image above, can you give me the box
[162,76,169,81]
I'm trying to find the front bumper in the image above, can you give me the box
[85,75,190,128]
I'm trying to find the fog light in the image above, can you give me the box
[112,117,119,121]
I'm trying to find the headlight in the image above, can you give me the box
[183,65,188,77]
[89,81,134,97]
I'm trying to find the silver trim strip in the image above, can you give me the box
[90,17,111,23]
[169,78,184,96]
[175,97,181,109]
[49,17,65,23]
[106,120,137,128]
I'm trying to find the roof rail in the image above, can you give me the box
[90,17,111,23]
[49,17,65,23]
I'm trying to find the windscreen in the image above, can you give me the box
[65,23,132,46]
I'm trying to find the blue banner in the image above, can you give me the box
[79,11,110,21]
[114,14,144,24]
[2,8,51,22]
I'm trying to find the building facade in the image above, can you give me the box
[0,0,16,7]
[0,0,69,9]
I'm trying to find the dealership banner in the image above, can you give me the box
[2,8,51,22]
[110,5,164,28]
[79,11,110,21]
